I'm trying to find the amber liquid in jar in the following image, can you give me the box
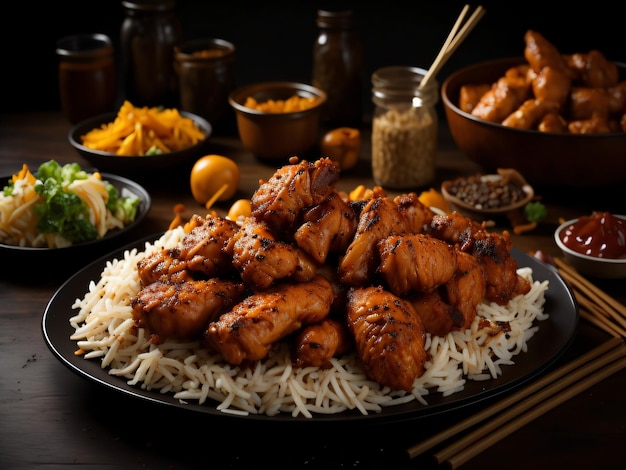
[560,212,626,258]
[57,34,116,124]
[174,38,236,132]
[371,66,438,189]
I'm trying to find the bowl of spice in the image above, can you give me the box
[441,168,534,221]
[554,212,626,279]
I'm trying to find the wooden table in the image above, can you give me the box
[1,111,624,469]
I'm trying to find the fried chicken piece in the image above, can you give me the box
[137,247,193,285]
[410,249,486,336]
[204,275,335,365]
[410,291,461,337]
[131,278,247,344]
[443,249,485,328]
[471,230,531,305]
[338,193,434,286]
[459,83,491,113]
[531,66,571,109]
[502,98,560,129]
[568,115,612,134]
[227,217,318,290]
[175,214,239,277]
[538,112,568,133]
[524,30,571,76]
[565,50,619,88]
[394,192,435,233]
[426,211,485,251]
[294,190,358,264]
[346,286,427,392]
[471,75,530,123]
[377,234,458,296]
[569,87,611,120]
[250,157,340,234]
[293,317,353,368]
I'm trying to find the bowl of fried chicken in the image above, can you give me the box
[442,30,626,188]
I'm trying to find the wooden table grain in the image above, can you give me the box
[1,111,624,469]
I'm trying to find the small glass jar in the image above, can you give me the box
[312,9,364,128]
[174,38,236,132]
[56,33,116,124]
[120,0,182,107]
[371,66,438,189]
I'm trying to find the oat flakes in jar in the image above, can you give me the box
[371,66,438,189]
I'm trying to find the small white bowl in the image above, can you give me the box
[554,214,626,279]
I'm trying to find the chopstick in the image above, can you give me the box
[420,4,485,90]
[406,337,626,463]
[554,257,626,338]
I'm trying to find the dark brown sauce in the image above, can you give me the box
[560,211,626,259]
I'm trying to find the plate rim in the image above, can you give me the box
[41,235,578,423]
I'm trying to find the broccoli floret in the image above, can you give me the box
[524,201,547,223]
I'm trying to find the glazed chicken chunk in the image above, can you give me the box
[131,278,247,344]
[377,233,458,296]
[204,274,335,365]
[251,157,340,234]
[227,217,318,290]
[346,285,427,392]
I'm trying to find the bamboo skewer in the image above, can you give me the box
[406,337,625,459]
[419,5,485,90]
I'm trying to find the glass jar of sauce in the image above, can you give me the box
[56,33,116,124]
[120,0,182,107]
[559,211,626,259]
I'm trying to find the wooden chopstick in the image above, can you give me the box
[420,5,485,89]
[554,257,626,337]
[443,349,626,469]
[406,337,625,460]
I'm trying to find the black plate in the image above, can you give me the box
[42,237,578,423]
[1,173,151,279]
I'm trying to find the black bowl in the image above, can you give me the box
[69,111,212,175]
[0,173,151,282]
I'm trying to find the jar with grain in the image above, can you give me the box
[371,66,438,189]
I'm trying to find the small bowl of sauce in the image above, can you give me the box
[555,212,626,278]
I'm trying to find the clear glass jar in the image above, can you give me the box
[371,66,438,189]
[120,0,182,107]
[312,9,364,128]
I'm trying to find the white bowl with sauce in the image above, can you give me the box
[554,213,626,279]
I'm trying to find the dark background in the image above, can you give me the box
[3,0,622,118]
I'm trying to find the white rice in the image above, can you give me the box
[69,228,549,418]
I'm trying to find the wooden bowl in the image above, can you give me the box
[441,57,626,187]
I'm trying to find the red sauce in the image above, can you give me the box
[560,212,626,259]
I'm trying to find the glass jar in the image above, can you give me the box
[312,9,364,128]
[120,0,182,107]
[56,33,117,124]
[371,66,438,189]
[174,38,236,133]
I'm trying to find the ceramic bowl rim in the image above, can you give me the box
[554,214,626,265]
[228,81,327,118]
